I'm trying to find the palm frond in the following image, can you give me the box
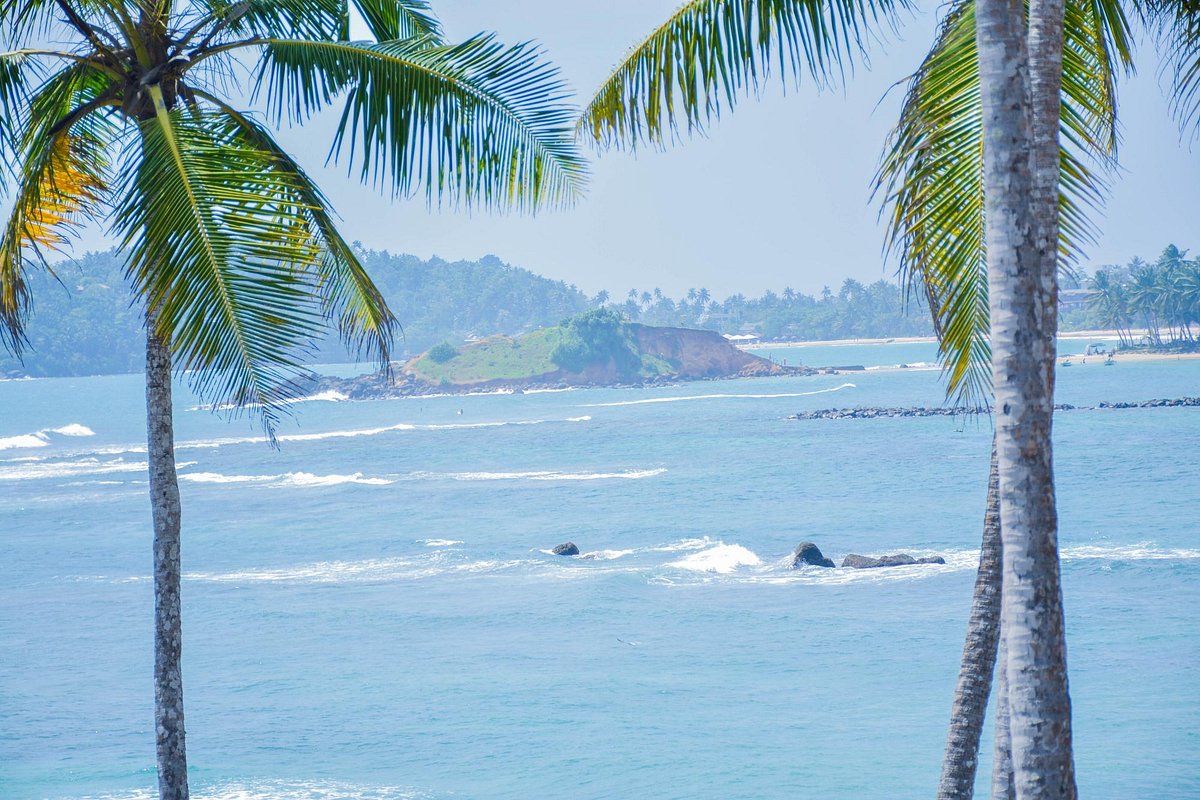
[875,0,1129,404]
[257,34,588,209]
[1148,0,1200,134]
[351,0,443,42]
[0,63,117,356]
[579,0,913,151]
[193,89,398,364]
[192,0,345,42]
[113,91,333,432]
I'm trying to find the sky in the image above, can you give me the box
[58,0,1200,298]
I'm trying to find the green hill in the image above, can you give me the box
[401,309,788,390]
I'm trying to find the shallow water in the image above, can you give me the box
[1,349,1197,799]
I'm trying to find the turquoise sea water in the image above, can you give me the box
[1,344,1197,799]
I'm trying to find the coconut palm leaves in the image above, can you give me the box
[1150,0,1200,132]
[579,0,913,150]
[0,0,587,426]
[257,34,585,208]
[875,0,1132,404]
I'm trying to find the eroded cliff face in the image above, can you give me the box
[628,324,785,379]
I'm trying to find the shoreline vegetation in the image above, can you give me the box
[308,314,1200,401]
[313,311,809,400]
[9,243,1195,381]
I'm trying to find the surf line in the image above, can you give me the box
[579,383,856,408]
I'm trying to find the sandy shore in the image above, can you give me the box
[747,329,1147,350]
[741,330,1200,368]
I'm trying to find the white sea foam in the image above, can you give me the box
[450,468,665,482]
[0,457,147,482]
[179,471,392,487]
[0,422,96,450]
[667,543,763,573]
[582,548,637,560]
[169,415,591,450]
[419,539,464,547]
[74,779,426,800]
[46,423,96,437]
[581,383,856,408]
[1062,542,1200,561]
[281,472,392,487]
[0,433,49,450]
[183,555,526,584]
[189,389,350,412]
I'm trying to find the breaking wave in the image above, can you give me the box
[72,779,431,800]
[0,423,96,451]
[180,471,392,487]
[666,543,763,573]
[581,383,856,408]
[81,539,1198,588]
[189,390,349,412]
[81,415,594,456]
[449,468,665,482]
[0,457,148,482]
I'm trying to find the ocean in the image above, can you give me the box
[1,340,1197,799]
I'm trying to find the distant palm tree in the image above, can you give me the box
[0,1,584,797]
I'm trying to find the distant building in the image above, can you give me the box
[724,333,760,345]
[1059,288,1096,312]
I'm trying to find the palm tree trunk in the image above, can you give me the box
[936,442,1002,800]
[976,0,1076,794]
[991,623,1015,800]
[146,318,190,800]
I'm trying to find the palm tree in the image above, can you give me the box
[0,1,585,797]
[576,0,1136,795]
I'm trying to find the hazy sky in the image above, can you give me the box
[66,1,1200,297]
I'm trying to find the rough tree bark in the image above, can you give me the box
[992,623,1016,800]
[146,316,190,800]
[936,442,1002,800]
[976,0,1077,792]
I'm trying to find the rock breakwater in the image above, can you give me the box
[788,398,1200,420]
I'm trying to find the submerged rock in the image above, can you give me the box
[552,542,580,556]
[841,553,946,569]
[791,541,835,568]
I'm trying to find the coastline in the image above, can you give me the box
[744,328,1146,349]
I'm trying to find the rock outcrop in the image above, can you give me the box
[551,542,580,556]
[841,553,946,569]
[791,541,835,568]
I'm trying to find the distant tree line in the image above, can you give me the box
[1067,245,1200,347]
[600,278,935,340]
[0,248,591,377]
[6,244,1192,378]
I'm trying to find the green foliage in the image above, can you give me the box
[426,342,458,363]
[1080,245,1200,346]
[0,0,586,428]
[0,248,590,376]
[411,328,562,384]
[874,0,1131,404]
[550,308,639,375]
[579,0,911,150]
[615,279,934,340]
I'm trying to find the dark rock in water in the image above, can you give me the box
[791,541,835,568]
[841,553,945,569]
[552,542,580,556]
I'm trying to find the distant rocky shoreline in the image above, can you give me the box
[308,363,814,401]
[788,397,1200,420]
